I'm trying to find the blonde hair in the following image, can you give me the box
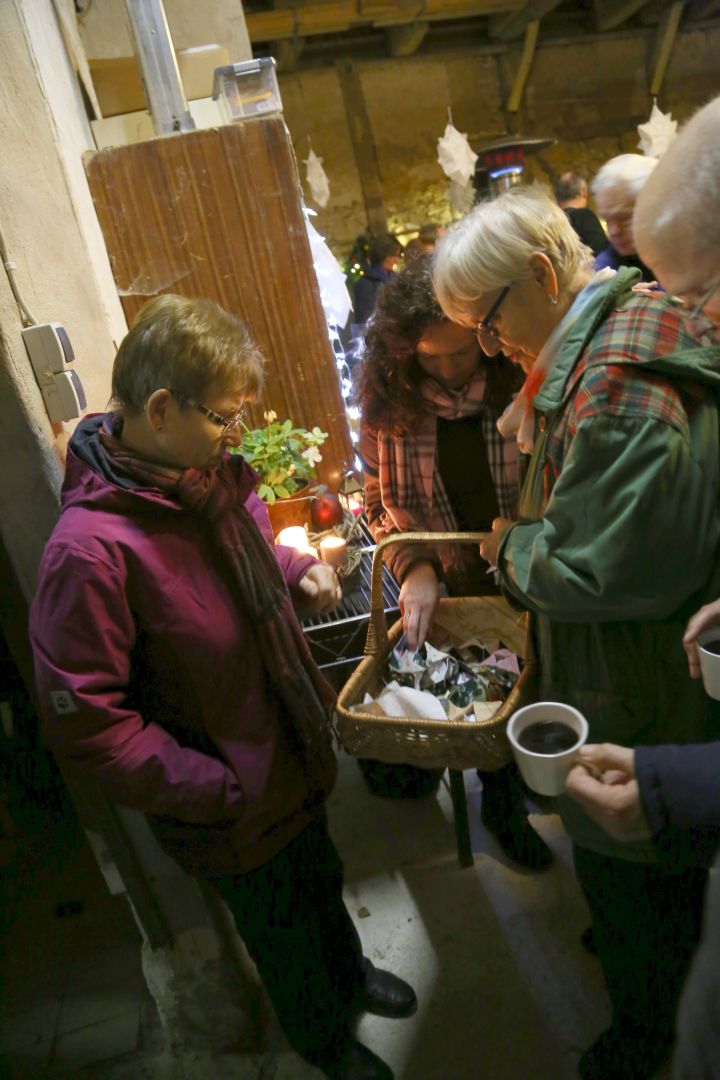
[432,185,593,323]
[112,295,264,413]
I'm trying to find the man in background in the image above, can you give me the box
[554,170,608,256]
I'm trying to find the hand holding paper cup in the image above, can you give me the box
[507,701,588,796]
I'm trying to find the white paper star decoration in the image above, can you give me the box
[437,122,478,187]
[637,101,677,159]
[304,148,330,209]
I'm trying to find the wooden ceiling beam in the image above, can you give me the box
[649,1,685,95]
[593,0,652,31]
[490,0,563,41]
[685,0,720,18]
[245,0,523,43]
[506,18,539,109]
[385,20,429,55]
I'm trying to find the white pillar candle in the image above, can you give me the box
[276,526,310,550]
[319,535,348,569]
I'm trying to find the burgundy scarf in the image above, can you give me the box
[99,427,337,785]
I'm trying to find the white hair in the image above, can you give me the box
[591,154,658,201]
[432,185,593,323]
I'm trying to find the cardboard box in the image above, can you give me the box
[89,56,146,118]
[90,44,230,119]
[177,45,229,101]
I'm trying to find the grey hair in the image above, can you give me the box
[591,154,658,201]
[432,185,594,323]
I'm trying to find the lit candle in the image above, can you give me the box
[276,526,309,550]
[275,525,317,557]
[319,535,349,569]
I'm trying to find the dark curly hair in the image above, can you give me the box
[357,255,519,435]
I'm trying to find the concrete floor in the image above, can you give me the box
[1,753,625,1079]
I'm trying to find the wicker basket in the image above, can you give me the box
[335,531,537,772]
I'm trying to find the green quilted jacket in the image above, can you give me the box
[498,268,720,860]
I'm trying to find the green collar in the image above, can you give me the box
[532,267,640,412]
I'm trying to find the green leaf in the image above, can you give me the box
[274,484,291,499]
[258,483,274,503]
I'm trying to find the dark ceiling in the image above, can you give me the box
[245,0,720,71]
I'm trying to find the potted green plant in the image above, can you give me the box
[233,410,329,530]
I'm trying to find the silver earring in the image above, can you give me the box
[550,294,558,305]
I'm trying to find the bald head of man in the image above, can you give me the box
[634,95,720,337]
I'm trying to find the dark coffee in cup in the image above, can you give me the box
[517,720,578,755]
[701,639,720,657]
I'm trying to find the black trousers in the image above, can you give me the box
[573,845,707,1050]
[208,814,366,1071]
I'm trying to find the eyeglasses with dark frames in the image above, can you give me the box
[475,284,511,354]
[170,391,246,435]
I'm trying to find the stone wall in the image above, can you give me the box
[281,24,720,257]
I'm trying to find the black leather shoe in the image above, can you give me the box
[481,807,554,871]
[355,962,417,1019]
[325,1039,394,1080]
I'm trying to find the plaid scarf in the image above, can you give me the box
[377,370,519,540]
[98,427,337,785]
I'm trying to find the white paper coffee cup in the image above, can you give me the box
[697,629,720,701]
[507,701,589,797]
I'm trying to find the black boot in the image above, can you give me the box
[478,764,553,871]
[325,1038,394,1080]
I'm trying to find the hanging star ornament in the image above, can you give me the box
[304,148,330,208]
[437,122,478,187]
[637,100,677,158]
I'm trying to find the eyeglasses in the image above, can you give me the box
[475,285,511,355]
[170,391,246,435]
[676,278,720,344]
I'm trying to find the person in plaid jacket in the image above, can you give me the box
[357,255,553,872]
[433,186,720,1080]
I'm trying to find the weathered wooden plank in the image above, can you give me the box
[84,121,353,491]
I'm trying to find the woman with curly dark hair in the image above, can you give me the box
[357,257,552,871]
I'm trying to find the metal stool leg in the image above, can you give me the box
[448,768,473,868]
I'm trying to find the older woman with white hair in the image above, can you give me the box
[433,186,720,1080]
[591,152,658,279]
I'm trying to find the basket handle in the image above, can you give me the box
[366,531,489,657]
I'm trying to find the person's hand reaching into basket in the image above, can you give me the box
[399,561,441,650]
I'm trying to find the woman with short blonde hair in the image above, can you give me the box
[433,186,720,1079]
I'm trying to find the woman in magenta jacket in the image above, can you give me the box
[29,294,415,1080]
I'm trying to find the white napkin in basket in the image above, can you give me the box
[359,682,447,721]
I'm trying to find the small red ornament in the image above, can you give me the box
[311,492,344,529]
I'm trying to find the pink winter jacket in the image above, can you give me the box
[29,415,337,877]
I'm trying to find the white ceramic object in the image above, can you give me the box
[507,701,588,797]
[697,629,720,701]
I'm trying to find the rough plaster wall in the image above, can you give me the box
[283,26,720,258]
[78,0,251,62]
[0,0,123,596]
